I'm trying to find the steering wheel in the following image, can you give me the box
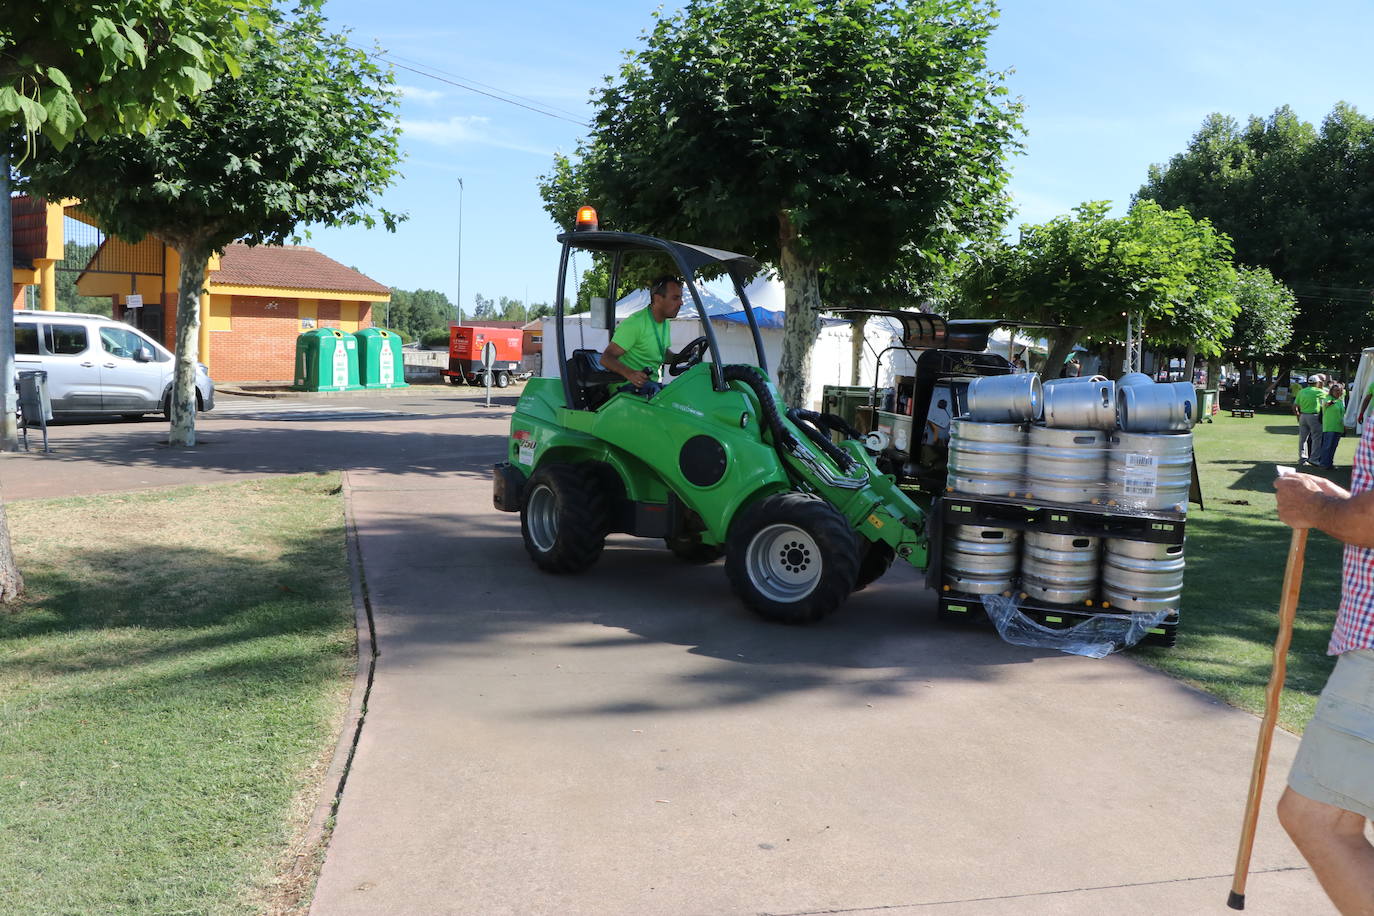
[667,336,710,377]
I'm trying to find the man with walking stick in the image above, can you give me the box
[1271,434,1374,913]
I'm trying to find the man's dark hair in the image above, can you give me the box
[650,275,683,297]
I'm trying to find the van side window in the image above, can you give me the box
[45,324,90,355]
[100,326,147,360]
[15,325,39,355]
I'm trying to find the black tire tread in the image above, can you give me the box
[521,463,609,573]
[725,492,859,624]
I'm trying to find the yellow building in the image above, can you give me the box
[10,197,391,382]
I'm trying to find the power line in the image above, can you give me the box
[381,56,589,128]
[383,52,589,122]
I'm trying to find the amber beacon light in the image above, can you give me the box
[574,206,599,232]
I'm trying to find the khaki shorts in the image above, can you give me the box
[1288,648,1374,821]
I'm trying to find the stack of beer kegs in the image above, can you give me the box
[946,370,1196,616]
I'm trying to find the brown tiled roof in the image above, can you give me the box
[209,243,390,296]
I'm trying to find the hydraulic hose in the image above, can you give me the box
[722,365,856,474]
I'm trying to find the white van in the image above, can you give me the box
[14,311,215,418]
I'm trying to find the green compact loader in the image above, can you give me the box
[493,217,930,623]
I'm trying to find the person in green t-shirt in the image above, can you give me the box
[1313,383,1348,469]
[601,275,686,397]
[1294,374,1328,465]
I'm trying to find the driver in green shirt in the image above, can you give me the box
[601,275,687,397]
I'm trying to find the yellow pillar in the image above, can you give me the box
[199,290,211,369]
[37,260,56,310]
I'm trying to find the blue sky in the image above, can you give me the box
[306,0,1374,311]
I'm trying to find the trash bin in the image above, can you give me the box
[17,370,52,423]
[16,369,53,452]
[1198,388,1218,423]
[293,328,361,391]
[354,328,409,389]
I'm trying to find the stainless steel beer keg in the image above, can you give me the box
[1101,539,1185,613]
[944,525,1020,596]
[965,373,1043,423]
[1020,532,1099,605]
[1107,431,1193,512]
[947,420,1026,497]
[1023,425,1109,504]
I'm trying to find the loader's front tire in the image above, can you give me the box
[521,464,607,573]
[726,492,859,624]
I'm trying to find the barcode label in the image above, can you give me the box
[1126,453,1155,468]
[1123,476,1156,497]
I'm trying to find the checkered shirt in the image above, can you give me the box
[1333,418,1374,654]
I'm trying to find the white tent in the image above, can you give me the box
[1345,346,1374,431]
[541,276,903,409]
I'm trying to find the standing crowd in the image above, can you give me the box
[1295,374,1355,469]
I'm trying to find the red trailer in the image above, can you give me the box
[442,325,524,387]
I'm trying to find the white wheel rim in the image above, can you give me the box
[527,483,558,551]
[746,523,822,602]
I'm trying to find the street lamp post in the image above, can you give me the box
[456,177,464,326]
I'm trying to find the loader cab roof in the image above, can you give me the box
[555,230,761,279]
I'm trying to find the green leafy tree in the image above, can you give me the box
[1221,265,1298,398]
[541,0,1021,406]
[19,1,404,447]
[1138,103,1374,359]
[0,0,268,602]
[957,200,1239,375]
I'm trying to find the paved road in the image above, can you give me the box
[0,386,1333,914]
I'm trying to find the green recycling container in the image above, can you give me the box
[293,328,362,391]
[354,327,409,389]
[1199,387,1217,423]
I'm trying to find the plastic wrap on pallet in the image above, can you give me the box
[982,594,1169,658]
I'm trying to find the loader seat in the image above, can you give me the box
[566,348,623,410]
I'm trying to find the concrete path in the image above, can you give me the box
[0,388,1333,914]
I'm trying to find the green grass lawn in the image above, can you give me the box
[1134,409,1352,732]
[0,475,355,916]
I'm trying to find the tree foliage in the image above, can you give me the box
[19,1,404,446]
[541,0,1021,405]
[1137,103,1374,357]
[1226,265,1298,359]
[2,0,269,150]
[384,288,453,341]
[957,200,1240,373]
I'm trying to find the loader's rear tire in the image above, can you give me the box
[726,492,859,624]
[853,540,895,591]
[666,534,722,564]
[521,464,608,573]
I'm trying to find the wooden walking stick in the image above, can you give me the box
[1228,525,1309,910]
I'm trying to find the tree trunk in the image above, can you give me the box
[1206,356,1221,389]
[0,497,22,604]
[1,148,17,452]
[170,242,209,447]
[1042,329,1080,381]
[849,313,868,386]
[776,211,822,409]
[1106,344,1126,380]
[1183,343,1197,385]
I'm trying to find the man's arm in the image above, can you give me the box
[1275,473,1374,547]
[600,342,647,387]
[1360,390,1372,422]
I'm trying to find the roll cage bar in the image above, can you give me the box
[553,230,766,409]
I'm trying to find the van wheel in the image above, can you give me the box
[726,493,859,623]
[495,370,510,388]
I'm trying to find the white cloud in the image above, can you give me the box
[398,115,551,157]
[396,84,445,105]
